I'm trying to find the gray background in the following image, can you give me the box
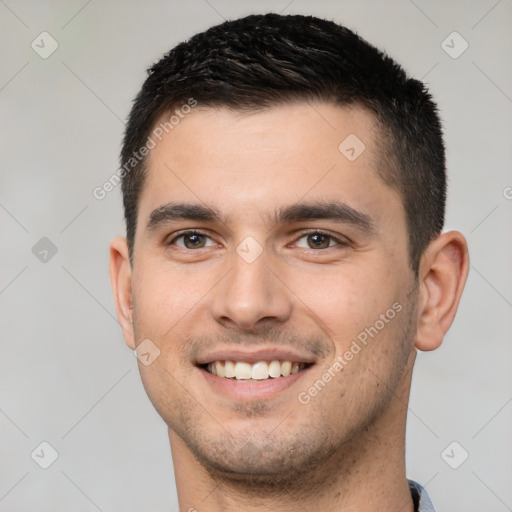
[1,0,511,510]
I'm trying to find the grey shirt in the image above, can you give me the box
[409,480,435,512]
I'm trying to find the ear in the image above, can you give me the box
[414,231,469,351]
[109,236,135,349]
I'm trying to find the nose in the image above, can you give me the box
[210,247,293,331]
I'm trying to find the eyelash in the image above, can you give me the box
[292,229,347,249]
[166,229,347,250]
[166,230,216,248]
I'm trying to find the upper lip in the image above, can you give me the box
[195,347,318,366]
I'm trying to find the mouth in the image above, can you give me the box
[195,349,317,400]
[201,359,313,381]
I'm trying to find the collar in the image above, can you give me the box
[408,480,436,512]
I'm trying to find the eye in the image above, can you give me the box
[294,231,342,250]
[168,231,216,249]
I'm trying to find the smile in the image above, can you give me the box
[205,360,310,380]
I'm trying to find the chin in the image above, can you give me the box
[182,425,340,486]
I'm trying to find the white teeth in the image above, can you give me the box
[225,360,235,378]
[234,361,252,380]
[215,361,226,378]
[268,360,281,378]
[251,361,269,380]
[205,360,307,380]
[281,361,292,377]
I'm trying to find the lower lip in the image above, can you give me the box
[198,366,311,401]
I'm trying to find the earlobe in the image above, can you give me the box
[414,231,469,351]
[109,236,136,349]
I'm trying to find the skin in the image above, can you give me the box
[110,102,469,512]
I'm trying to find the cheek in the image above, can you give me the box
[288,262,401,342]
[132,258,212,336]
[136,359,193,437]
[288,259,412,398]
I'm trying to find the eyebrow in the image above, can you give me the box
[274,202,374,233]
[146,203,221,232]
[146,200,375,234]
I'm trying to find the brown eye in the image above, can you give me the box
[307,233,331,249]
[183,233,206,249]
[169,231,215,249]
[295,231,340,250]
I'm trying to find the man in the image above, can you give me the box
[109,13,469,511]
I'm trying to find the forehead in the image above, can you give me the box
[138,102,403,231]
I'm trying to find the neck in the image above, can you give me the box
[169,356,416,512]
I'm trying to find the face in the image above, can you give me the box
[123,102,419,482]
